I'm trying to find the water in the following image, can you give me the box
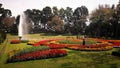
[18,13,30,40]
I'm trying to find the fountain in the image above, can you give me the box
[18,12,30,40]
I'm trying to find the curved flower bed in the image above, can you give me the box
[107,40,120,47]
[26,39,114,51]
[66,44,113,51]
[7,49,67,63]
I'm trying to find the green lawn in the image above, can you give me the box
[0,34,120,68]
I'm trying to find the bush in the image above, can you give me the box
[112,49,120,57]
[112,51,120,57]
[21,40,29,43]
[0,30,6,44]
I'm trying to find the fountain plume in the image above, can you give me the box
[18,12,30,40]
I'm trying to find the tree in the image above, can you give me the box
[87,5,115,38]
[111,1,120,38]
[0,3,13,32]
[65,7,73,22]
[24,9,42,33]
[73,6,89,35]
[52,6,59,16]
[47,16,64,33]
[0,3,12,43]
[41,6,53,29]
[2,17,15,32]
[59,8,66,20]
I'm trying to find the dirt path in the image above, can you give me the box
[0,39,8,60]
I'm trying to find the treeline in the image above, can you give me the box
[86,3,120,38]
[0,3,13,44]
[19,6,89,34]
[0,1,120,40]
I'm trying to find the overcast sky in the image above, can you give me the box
[0,0,119,16]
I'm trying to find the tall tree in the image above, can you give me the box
[25,9,42,33]
[112,1,120,37]
[52,6,59,16]
[41,6,53,29]
[88,5,115,37]
[59,8,66,20]
[73,6,89,34]
[0,3,13,32]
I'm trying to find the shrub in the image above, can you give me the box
[21,40,29,43]
[112,51,120,57]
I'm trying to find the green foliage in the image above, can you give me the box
[0,3,13,33]
[47,16,64,33]
[87,2,120,38]
[73,6,88,34]
[21,40,29,43]
[14,46,50,56]
[59,40,82,44]
[85,40,98,44]
[0,30,6,44]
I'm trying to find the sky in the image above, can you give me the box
[0,0,119,16]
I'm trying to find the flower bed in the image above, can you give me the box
[8,46,50,58]
[107,40,120,47]
[27,40,39,45]
[10,40,21,44]
[38,40,50,45]
[7,49,67,63]
[66,43,113,51]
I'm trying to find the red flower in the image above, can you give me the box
[11,40,21,44]
[12,49,67,62]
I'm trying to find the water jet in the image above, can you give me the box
[18,12,30,40]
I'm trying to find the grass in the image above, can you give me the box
[0,33,120,68]
[0,44,4,51]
